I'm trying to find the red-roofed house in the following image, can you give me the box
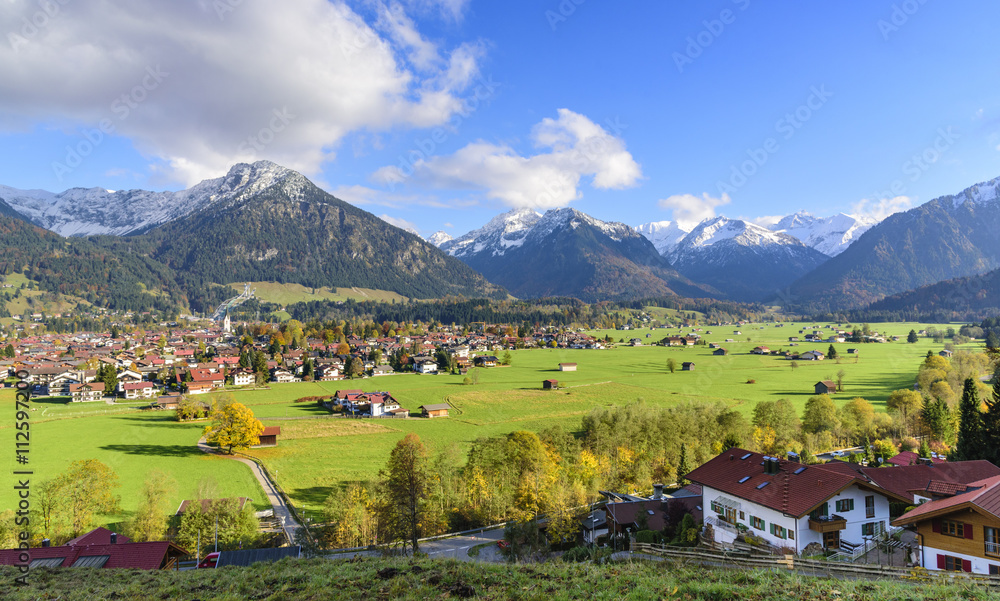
[685,449,903,553]
[0,527,186,570]
[122,381,156,400]
[893,475,1000,574]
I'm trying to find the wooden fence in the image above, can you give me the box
[631,543,1000,588]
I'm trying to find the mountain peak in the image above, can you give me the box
[427,230,453,247]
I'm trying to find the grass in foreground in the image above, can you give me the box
[3,557,998,600]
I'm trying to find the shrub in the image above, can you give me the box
[634,530,660,544]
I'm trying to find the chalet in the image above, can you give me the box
[116,369,143,387]
[232,369,255,387]
[122,382,156,400]
[814,381,837,395]
[686,449,903,553]
[0,528,187,570]
[314,364,341,382]
[602,485,703,541]
[713,348,728,356]
[372,364,394,376]
[420,403,450,418]
[798,350,825,361]
[417,361,438,374]
[751,346,770,355]
[254,426,281,447]
[270,368,294,383]
[681,362,695,371]
[185,382,214,395]
[69,381,105,402]
[892,475,1000,575]
[558,363,577,372]
[475,356,498,368]
[543,379,559,390]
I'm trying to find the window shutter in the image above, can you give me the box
[937,554,945,569]
[965,523,974,540]
[963,559,972,573]
[932,520,941,534]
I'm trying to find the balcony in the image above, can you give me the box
[809,514,847,533]
[986,541,1000,558]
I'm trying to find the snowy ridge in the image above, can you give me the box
[634,220,691,255]
[0,161,296,237]
[440,208,542,258]
[668,217,810,266]
[948,175,1000,209]
[526,208,639,244]
[426,231,453,247]
[766,211,878,257]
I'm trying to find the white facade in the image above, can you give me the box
[923,545,1000,575]
[701,483,891,554]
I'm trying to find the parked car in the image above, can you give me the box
[197,552,220,568]
[496,540,510,550]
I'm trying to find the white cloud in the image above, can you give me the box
[657,192,731,229]
[751,215,784,228]
[0,0,483,185]
[373,108,642,209]
[379,214,420,234]
[851,195,912,221]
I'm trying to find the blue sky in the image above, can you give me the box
[1,1,999,237]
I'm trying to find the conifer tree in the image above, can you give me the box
[954,378,984,462]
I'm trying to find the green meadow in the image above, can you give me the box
[0,321,983,522]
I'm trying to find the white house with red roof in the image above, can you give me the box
[685,449,902,554]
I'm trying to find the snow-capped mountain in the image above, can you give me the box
[633,220,692,255]
[667,217,830,301]
[765,211,878,257]
[0,161,296,236]
[426,231,453,247]
[440,208,542,258]
[442,207,717,301]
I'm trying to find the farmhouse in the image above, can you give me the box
[254,426,281,447]
[799,350,825,361]
[713,348,728,356]
[417,360,438,374]
[558,362,577,372]
[475,356,498,368]
[69,381,105,402]
[892,475,1000,574]
[122,381,156,400]
[0,528,187,570]
[681,362,695,371]
[814,381,837,395]
[372,364,394,376]
[231,369,255,386]
[420,403,450,418]
[686,449,901,553]
[751,346,770,355]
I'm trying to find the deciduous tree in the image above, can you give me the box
[54,459,121,537]
[203,401,264,454]
[125,471,175,542]
[380,433,430,553]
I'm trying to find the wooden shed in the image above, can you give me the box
[681,362,695,371]
[558,363,577,372]
[814,380,837,395]
[255,426,281,447]
[420,403,450,418]
[543,379,559,390]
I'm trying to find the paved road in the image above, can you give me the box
[197,437,301,544]
[421,528,505,562]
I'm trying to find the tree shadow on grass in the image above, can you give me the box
[100,444,204,457]
[289,485,335,507]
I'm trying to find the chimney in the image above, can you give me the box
[653,484,664,499]
[787,451,800,463]
[110,532,117,544]
[42,539,50,548]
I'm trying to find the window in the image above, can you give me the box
[710,500,724,514]
[750,516,764,530]
[835,499,854,513]
[939,554,969,572]
[865,495,875,519]
[770,523,787,539]
[990,565,1000,576]
[739,511,745,521]
[788,529,794,540]
[862,522,885,537]
[811,503,828,520]
[942,520,966,539]
[986,527,1000,557]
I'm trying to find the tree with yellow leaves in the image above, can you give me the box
[203,400,264,454]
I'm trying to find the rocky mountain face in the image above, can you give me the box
[440,208,718,302]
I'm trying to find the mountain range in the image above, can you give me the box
[5,161,1000,314]
[0,161,505,313]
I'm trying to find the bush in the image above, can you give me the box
[634,530,660,544]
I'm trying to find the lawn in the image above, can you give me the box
[0,388,269,530]
[230,281,416,306]
[1,320,984,520]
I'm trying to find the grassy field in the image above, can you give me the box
[230,281,416,306]
[0,321,984,522]
[3,556,997,600]
[0,272,90,321]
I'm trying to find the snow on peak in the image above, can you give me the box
[767,211,877,256]
[949,175,1000,209]
[427,231,453,247]
[440,208,542,257]
[0,160,300,237]
[635,220,692,256]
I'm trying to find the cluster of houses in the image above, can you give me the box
[591,447,1000,575]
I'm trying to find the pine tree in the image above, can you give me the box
[954,378,985,462]
[982,373,1000,466]
[827,344,838,360]
[677,443,691,486]
[907,330,919,343]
